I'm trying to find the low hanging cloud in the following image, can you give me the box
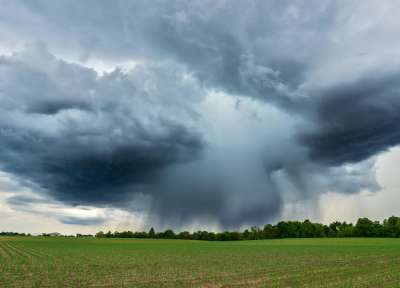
[0,1,398,229]
[0,45,204,208]
[6,194,107,226]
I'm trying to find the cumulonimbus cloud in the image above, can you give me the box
[0,1,398,228]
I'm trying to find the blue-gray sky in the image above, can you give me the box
[1,0,400,233]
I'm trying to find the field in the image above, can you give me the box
[1,237,400,287]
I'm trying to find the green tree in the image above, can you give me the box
[163,229,175,239]
[148,227,156,238]
[354,218,377,237]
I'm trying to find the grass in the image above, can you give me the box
[1,237,400,287]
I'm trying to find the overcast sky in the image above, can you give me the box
[1,0,400,234]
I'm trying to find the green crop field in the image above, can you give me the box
[1,237,400,287]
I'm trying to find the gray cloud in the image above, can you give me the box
[58,216,106,226]
[0,1,329,103]
[0,1,398,229]
[6,194,107,226]
[301,70,400,165]
[0,45,204,207]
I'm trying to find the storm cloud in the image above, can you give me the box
[0,0,398,229]
[0,45,204,206]
[302,70,400,165]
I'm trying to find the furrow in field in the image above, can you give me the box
[0,242,16,258]
[7,242,48,259]
[0,242,11,258]
[1,242,31,259]
[7,242,47,259]
[21,247,47,258]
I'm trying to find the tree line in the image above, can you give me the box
[0,231,30,236]
[95,216,400,241]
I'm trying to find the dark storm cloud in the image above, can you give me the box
[302,70,400,165]
[0,0,398,228]
[0,46,204,207]
[0,128,202,205]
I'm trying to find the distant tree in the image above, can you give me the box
[134,232,148,238]
[148,227,156,238]
[163,229,175,239]
[276,222,288,238]
[0,232,27,236]
[250,226,261,240]
[87,215,400,242]
[118,231,134,238]
[300,220,314,237]
[336,222,354,237]
[328,221,341,237]
[277,221,300,238]
[263,224,277,239]
[242,229,251,240]
[383,216,400,237]
[354,218,378,237]
[218,231,239,241]
[178,231,192,240]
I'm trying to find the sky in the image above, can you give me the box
[1,0,400,234]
